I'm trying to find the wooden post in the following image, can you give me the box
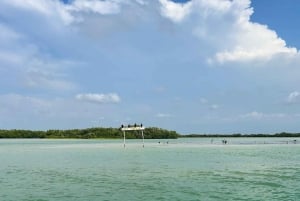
[141,130,144,148]
[121,124,144,148]
[123,130,126,148]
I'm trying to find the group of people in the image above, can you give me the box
[121,123,143,128]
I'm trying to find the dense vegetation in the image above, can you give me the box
[1,128,299,139]
[0,127,179,139]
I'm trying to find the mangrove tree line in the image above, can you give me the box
[0,127,180,139]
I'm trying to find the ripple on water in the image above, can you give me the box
[0,139,299,201]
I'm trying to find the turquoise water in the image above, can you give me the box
[0,138,299,201]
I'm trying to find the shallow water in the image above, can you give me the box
[0,138,299,201]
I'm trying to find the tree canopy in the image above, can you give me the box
[0,127,180,139]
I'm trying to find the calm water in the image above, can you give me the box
[0,138,299,201]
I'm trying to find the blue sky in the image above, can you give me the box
[1,0,300,134]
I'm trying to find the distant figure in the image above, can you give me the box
[166,141,169,144]
[121,124,124,128]
[141,124,143,127]
[134,123,137,127]
[158,141,160,144]
[294,139,297,144]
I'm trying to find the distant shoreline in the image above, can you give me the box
[180,133,300,138]
[0,127,300,139]
[0,127,179,139]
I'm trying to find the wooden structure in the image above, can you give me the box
[121,124,145,148]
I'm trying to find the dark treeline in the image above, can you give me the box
[181,132,300,138]
[1,128,299,139]
[0,127,179,139]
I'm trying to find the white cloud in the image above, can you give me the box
[199,0,232,12]
[214,23,298,63]
[212,0,298,63]
[0,94,52,117]
[158,0,299,63]
[0,51,23,65]
[25,73,76,91]
[199,98,208,104]
[156,113,172,118]
[1,0,300,133]
[198,98,219,110]
[76,93,121,104]
[287,91,300,103]
[24,59,77,91]
[240,111,286,119]
[0,23,21,42]
[0,46,78,91]
[3,0,298,64]
[241,111,264,119]
[135,0,147,5]
[154,86,167,93]
[1,0,148,26]
[0,24,25,65]
[210,104,219,110]
[2,0,74,25]
[0,21,78,92]
[159,0,192,23]
[0,93,118,129]
[3,0,52,15]
[66,0,120,15]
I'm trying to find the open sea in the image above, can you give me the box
[0,138,299,201]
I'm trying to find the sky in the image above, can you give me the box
[1,0,300,134]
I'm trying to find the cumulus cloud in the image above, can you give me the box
[3,0,299,62]
[0,14,78,92]
[214,23,298,63]
[287,91,300,104]
[209,0,298,63]
[0,93,121,129]
[1,0,74,25]
[159,0,298,63]
[3,0,298,64]
[0,0,128,26]
[159,0,192,23]
[76,93,121,104]
[66,0,120,15]
[64,0,151,27]
[0,45,77,92]
[1,0,300,132]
